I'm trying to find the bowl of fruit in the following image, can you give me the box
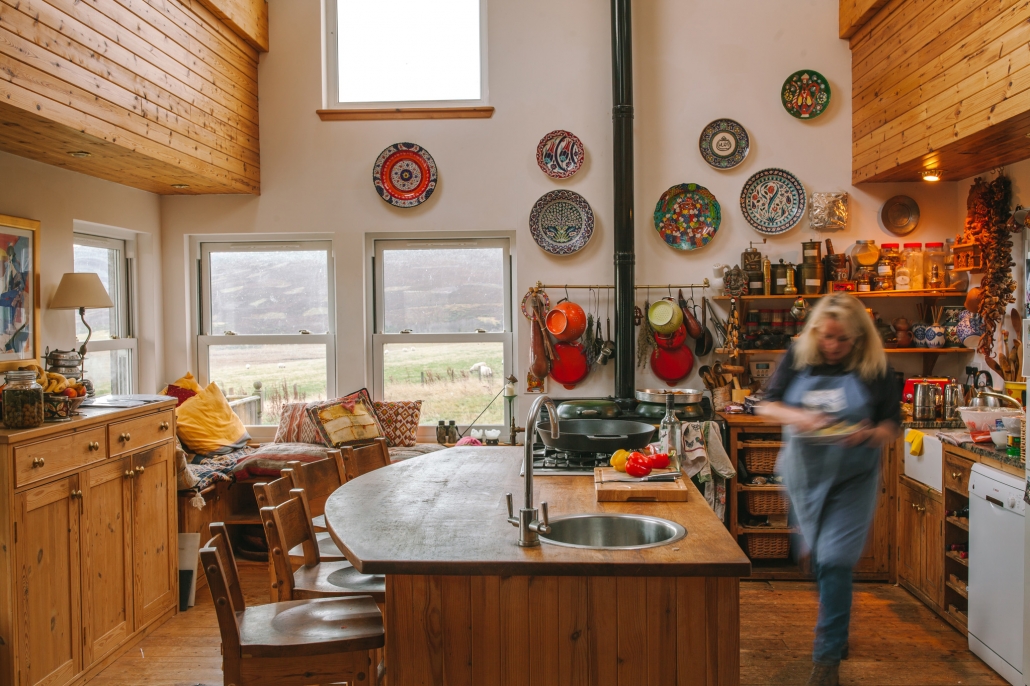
[42,375,88,421]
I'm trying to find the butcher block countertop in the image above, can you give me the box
[325,446,751,577]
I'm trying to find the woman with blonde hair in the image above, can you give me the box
[758,294,900,686]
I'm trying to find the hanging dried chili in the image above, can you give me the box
[965,175,1015,357]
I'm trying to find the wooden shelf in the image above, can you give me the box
[947,604,969,628]
[738,525,799,535]
[713,289,964,302]
[946,516,969,531]
[739,440,785,449]
[946,550,969,567]
[946,579,969,599]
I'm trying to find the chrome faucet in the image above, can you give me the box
[506,394,559,547]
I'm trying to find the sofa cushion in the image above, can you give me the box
[306,389,384,448]
[273,402,326,445]
[232,443,332,481]
[373,400,422,447]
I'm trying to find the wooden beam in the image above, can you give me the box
[316,107,496,121]
[194,0,268,52]
[840,0,893,38]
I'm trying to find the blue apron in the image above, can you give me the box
[777,367,881,569]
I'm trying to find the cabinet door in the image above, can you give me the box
[132,444,177,628]
[80,458,134,665]
[897,481,922,586]
[922,496,945,608]
[854,444,893,575]
[15,476,81,686]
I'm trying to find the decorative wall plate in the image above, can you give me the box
[521,289,550,320]
[782,70,831,120]
[698,119,749,170]
[740,168,806,234]
[529,190,595,255]
[372,142,438,208]
[536,130,585,179]
[880,195,920,236]
[653,183,722,251]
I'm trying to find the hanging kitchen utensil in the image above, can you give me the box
[637,293,655,370]
[556,399,621,420]
[650,345,694,385]
[705,298,728,344]
[679,289,703,339]
[529,302,550,379]
[654,324,688,350]
[545,299,587,342]
[535,419,656,452]
[549,342,589,389]
[695,297,715,356]
[647,298,684,335]
[521,289,550,320]
[598,289,615,365]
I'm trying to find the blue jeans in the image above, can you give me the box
[812,563,852,665]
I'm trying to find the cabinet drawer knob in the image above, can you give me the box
[124,469,135,479]
[159,421,170,431]
[70,490,82,500]
[120,433,131,442]
[951,471,962,480]
[87,441,100,451]
[136,466,145,475]
[31,457,44,468]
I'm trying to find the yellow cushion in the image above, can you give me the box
[161,371,203,395]
[175,383,248,455]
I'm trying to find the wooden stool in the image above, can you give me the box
[260,490,385,604]
[201,523,383,686]
[285,449,349,531]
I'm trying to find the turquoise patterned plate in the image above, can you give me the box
[739,168,806,235]
[653,183,722,251]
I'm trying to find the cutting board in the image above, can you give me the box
[594,467,689,501]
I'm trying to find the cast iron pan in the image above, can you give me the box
[536,419,656,452]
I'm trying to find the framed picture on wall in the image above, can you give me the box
[0,215,40,371]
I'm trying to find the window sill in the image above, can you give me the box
[317,107,495,121]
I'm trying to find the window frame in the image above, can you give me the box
[367,234,514,436]
[324,0,490,111]
[196,240,337,437]
[72,232,138,394]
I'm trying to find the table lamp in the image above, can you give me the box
[49,273,114,360]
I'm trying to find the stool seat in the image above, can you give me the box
[238,595,384,657]
[289,531,346,562]
[293,560,386,604]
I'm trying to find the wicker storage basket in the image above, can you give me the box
[743,444,780,474]
[745,532,791,559]
[745,489,790,516]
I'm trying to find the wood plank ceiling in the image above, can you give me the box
[0,0,266,194]
[846,0,1030,183]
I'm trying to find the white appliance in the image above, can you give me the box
[969,463,1025,686]
[904,432,943,491]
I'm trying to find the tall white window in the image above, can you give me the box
[197,242,336,428]
[326,0,486,107]
[73,233,137,395]
[370,237,512,429]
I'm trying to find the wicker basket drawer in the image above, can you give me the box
[740,441,782,474]
[745,532,791,559]
[744,488,790,515]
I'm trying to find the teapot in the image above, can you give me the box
[789,297,809,323]
[968,388,1022,409]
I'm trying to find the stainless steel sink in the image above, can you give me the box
[538,513,686,550]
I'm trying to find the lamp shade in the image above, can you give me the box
[50,273,114,310]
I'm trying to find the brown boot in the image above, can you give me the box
[806,662,839,686]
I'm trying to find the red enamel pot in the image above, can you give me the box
[649,345,694,384]
[654,324,687,351]
[549,342,589,389]
[545,301,587,342]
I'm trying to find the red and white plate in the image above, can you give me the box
[373,143,438,208]
[536,130,585,179]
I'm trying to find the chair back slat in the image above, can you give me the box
[260,491,320,601]
[254,473,295,509]
[286,450,347,517]
[200,530,243,653]
[342,438,391,482]
[208,523,246,611]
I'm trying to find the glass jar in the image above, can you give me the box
[879,243,901,271]
[902,243,924,290]
[894,264,912,290]
[945,238,968,290]
[850,240,880,271]
[872,273,894,291]
[924,242,946,289]
[3,370,43,429]
[855,267,873,292]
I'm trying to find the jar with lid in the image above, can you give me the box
[850,240,880,272]
[944,238,969,291]
[902,243,924,290]
[3,370,43,429]
[924,242,946,289]
[855,267,873,292]
[894,263,912,290]
[871,273,894,291]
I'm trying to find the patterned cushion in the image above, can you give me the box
[373,400,422,447]
[273,402,326,445]
[163,384,198,408]
[232,443,332,481]
[307,389,384,448]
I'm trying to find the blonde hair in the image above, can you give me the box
[791,294,887,382]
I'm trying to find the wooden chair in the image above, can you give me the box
[254,471,347,563]
[260,490,385,604]
[201,523,383,686]
[341,438,392,482]
[285,449,349,530]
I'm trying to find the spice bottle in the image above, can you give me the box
[902,243,924,290]
[762,257,772,296]
[924,243,946,288]
[3,370,43,429]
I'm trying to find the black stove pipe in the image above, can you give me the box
[611,0,635,405]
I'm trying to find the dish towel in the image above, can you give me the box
[680,421,737,520]
[905,428,925,456]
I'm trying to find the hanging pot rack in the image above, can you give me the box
[531,280,710,291]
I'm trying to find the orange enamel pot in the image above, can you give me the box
[545,301,587,342]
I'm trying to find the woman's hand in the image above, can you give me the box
[842,421,895,448]
[789,408,834,433]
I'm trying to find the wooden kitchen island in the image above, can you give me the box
[325,446,751,686]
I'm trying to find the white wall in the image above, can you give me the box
[0,151,164,392]
[159,0,973,405]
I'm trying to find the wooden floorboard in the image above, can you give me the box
[85,569,1007,685]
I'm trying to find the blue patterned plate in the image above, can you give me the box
[653,183,721,251]
[529,190,594,255]
[698,119,749,170]
[739,168,806,234]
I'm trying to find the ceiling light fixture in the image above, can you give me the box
[920,169,942,182]
[171,184,190,189]
[67,151,92,158]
